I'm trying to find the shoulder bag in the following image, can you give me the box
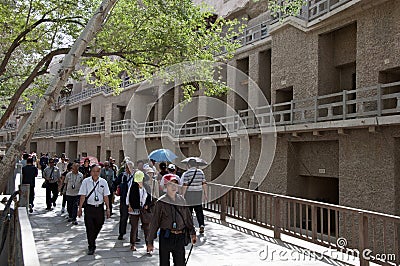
[82,181,99,208]
[41,167,54,188]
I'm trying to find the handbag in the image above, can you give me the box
[82,181,99,208]
[41,181,48,189]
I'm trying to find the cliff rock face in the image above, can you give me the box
[193,0,269,20]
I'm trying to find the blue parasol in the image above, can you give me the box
[148,149,177,162]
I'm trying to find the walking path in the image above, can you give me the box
[29,175,351,265]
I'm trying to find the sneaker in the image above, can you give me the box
[72,221,78,225]
[29,204,33,213]
[199,226,205,234]
[118,235,124,240]
[61,207,65,214]
[52,202,56,207]
[45,207,52,211]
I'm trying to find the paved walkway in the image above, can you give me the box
[29,175,350,266]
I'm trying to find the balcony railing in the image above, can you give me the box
[33,81,400,139]
[204,183,400,266]
[34,122,105,137]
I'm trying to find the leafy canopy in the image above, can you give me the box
[0,0,97,100]
[83,0,242,99]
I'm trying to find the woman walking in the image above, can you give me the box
[127,170,152,252]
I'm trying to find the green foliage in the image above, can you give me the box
[1,0,242,106]
[0,0,99,101]
[268,0,307,20]
[83,0,242,101]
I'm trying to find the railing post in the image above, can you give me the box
[314,96,318,123]
[377,84,382,116]
[311,204,318,242]
[273,196,281,239]
[358,212,369,266]
[220,194,227,223]
[290,100,294,124]
[343,90,347,120]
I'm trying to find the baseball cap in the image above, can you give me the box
[168,164,176,170]
[134,170,144,183]
[163,174,179,184]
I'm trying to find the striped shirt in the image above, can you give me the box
[182,167,206,192]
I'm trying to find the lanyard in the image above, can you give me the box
[92,180,99,198]
[71,173,79,187]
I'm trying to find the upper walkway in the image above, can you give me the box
[27,175,398,266]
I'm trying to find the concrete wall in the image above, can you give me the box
[271,27,319,103]
[339,127,398,214]
[356,0,400,87]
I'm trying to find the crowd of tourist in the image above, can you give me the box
[20,151,208,265]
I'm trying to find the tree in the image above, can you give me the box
[0,0,98,128]
[0,0,241,192]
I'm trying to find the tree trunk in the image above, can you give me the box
[0,0,118,193]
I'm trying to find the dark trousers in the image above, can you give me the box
[46,182,58,209]
[159,231,185,266]
[119,203,129,235]
[108,194,113,215]
[187,191,205,227]
[84,204,105,250]
[66,195,79,220]
[29,185,35,206]
[62,194,67,208]
[129,214,150,245]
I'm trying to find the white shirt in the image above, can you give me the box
[64,172,84,196]
[57,161,68,173]
[78,177,110,205]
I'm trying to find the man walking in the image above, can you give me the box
[100,161,115,216]
[181,159,208,234]
[78,165,111,255]
[114,160,135,240]
[64,162,83,225]
[22,157,38,213]
[147,175,197,265]
[43,158,61,211]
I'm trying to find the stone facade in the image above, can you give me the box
[3,0,400,217]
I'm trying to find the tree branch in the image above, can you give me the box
[0,16,85,77]
[0,48,69,128]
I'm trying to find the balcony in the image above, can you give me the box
[32,81,400,139]
[33,122,105,138]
